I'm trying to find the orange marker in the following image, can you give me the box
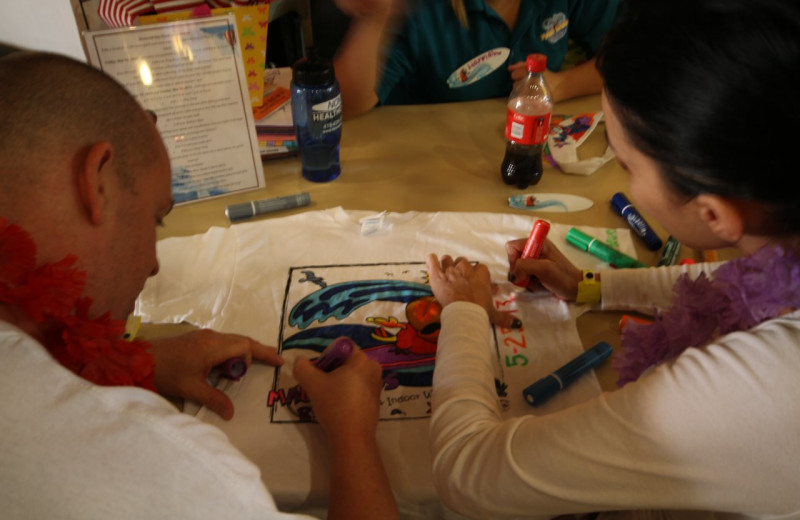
[514,219,550,287]
[618,314,653,332]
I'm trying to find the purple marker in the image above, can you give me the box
[216,357,247,380]
[313,337,355,372]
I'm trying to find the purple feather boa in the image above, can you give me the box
[614,244,800,386]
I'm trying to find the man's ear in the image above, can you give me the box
[76,141,115,226]
[695,194,745,243]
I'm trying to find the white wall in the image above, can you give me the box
[0,0,86,61]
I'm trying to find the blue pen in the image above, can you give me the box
[523,341,613,407]
[610,193,663,251]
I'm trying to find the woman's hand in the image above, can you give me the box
[506,238,583,301]
[426,254,520,328]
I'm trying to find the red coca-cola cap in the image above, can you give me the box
[526,53,547,73]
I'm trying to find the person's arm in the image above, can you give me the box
[543,57,602,102]
[599,260,723,313]
[506,238,583,300]
[430,298,800,516]
[148,329,283,420]
[506,236,723,313]
[508,57,603,103]
[326,424,398,520]
[333,0,399,119]
[292,348,400,520]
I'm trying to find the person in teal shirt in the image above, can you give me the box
[333,0,619,119]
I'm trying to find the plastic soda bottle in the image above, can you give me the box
[501,53,553,189]
[291,49,342,182]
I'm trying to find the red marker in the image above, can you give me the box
[514,219,550,287]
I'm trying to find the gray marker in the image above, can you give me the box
[225,192,311,222]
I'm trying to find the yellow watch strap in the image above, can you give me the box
[576,270,601,303]
[124,315,142,341]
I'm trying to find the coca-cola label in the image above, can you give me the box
[505,109,552,145]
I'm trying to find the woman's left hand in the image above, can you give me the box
[426,254,519,329]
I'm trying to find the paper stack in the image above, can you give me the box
[254,67,298,159]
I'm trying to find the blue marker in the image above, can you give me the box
[523,341,612,407]
[611,193,663,251]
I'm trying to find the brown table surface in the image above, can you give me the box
[146,94,736,390]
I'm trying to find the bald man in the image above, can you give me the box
[0,52,398,520]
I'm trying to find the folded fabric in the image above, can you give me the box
[546,111,615,176]
[136,208,639,515]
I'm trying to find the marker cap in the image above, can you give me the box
[313,336,355,372]
[522,341,612,407]
[566,227,648,268]
[522,219,550,258]
[218,357,247,380]
[610,192,631,215]
[526,53,547,73]
[226,202,255,221]
[225,192,311,222]
[514,219,551,288]
[522,375,561,406]
[565,227,592,251]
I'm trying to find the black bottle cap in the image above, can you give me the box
[292,48,335,87]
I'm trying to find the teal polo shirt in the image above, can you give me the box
[377,0,619,105]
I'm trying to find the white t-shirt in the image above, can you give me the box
[430,264,800,519]
[0,321,316,520]
[135,208,639,516]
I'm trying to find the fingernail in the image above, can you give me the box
[511,318,522,329]
[507,272,516,282]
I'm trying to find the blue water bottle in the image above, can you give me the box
[290,50,342,182]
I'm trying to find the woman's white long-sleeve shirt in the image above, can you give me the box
[430,265,800,520]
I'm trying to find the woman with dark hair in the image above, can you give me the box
[425,0,800,518]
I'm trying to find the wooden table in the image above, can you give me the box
[149,94,720,390]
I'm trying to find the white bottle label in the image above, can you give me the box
[311,94,342,134]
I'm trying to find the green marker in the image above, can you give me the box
[566,227,648,268]
[657,236,681,266]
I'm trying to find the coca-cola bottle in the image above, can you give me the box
[501,53,553,189]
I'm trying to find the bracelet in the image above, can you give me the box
[575,270,601,303]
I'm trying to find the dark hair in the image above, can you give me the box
[597,0,800,233]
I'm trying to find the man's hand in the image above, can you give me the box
[292,347,383,442]
[149,329,283,420]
